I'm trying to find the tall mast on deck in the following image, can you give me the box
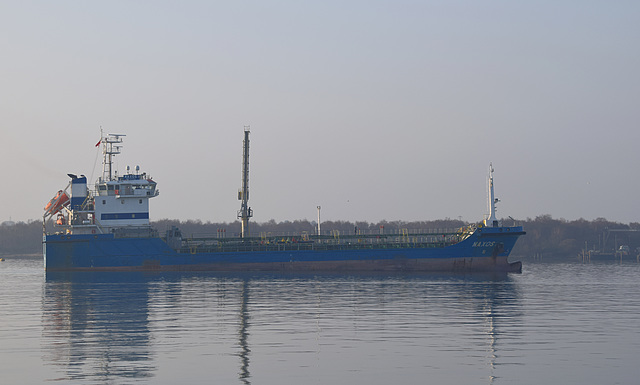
[238,126,253,238]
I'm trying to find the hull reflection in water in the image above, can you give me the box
[42,273,157,381]
[42,271,521,384]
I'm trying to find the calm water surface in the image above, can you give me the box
[1,258,639,385]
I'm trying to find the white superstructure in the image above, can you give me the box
[43,133,159,234]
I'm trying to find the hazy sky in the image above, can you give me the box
[2,1,639,224]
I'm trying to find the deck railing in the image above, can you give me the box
[169,228,472,254]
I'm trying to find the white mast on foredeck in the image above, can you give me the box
[238,126,253,238]
[485,163,500,227]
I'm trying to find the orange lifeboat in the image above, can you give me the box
[45,191,70,215]
[44,190,62,212]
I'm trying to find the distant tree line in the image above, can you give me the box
[511,215,640,260]
[0,220,43,256]
[3,216,639,261]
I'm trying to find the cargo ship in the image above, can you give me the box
[42,129,524,272]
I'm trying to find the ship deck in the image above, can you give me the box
[169,231,468,254]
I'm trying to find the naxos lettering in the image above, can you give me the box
[472,241,496,247]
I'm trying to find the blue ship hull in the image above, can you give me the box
[43,226,525,273]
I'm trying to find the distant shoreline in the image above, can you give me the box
[1,254,41,259]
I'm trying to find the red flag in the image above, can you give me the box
[95,140,101,147]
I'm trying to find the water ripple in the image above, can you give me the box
[1,259,640,384]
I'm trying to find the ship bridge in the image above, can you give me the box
[96,173,158,198]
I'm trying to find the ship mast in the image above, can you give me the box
[484,163,500,227]
[101,133,125,182]
[238,126,253,238]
